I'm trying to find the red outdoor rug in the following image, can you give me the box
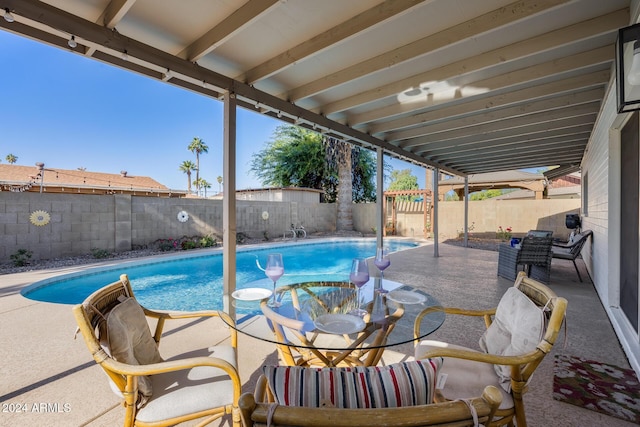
[553,354,640,424]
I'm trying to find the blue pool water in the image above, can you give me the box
[22,239,418,311]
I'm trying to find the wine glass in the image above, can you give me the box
[374,246,391,293]
[265,253,284,307]
[349,258,370,317]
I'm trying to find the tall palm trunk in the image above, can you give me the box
[336,147,353,231]
[325,136,353,232]
[195,154,201,188]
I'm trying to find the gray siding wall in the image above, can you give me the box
[582,81,617,301]
[581,0,640,375]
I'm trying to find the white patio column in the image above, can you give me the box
[433,168,439,257]
[464,176,469,247]
[223,92,237,314]
[376,147,384,248]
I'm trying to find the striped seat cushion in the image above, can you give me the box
[263,359,443,409]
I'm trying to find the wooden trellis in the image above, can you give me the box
[383,189,433,238]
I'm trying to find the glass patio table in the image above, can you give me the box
[223,280,445,367]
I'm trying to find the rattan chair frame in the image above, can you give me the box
[72,274,242,427]
[413,271,567,427]
[238,375,502,427]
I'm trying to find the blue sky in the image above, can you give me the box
[0,30,427,192]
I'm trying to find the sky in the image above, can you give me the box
[0,30,428,193]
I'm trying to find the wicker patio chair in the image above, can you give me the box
[551,229,593,282]
[517,232,554,283]
[72,273,242,427]
[413,271,567,427]
[239,370,502,427]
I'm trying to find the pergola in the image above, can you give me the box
[383,189,432,238]
[0,0,631,309]
[438,171,547,200]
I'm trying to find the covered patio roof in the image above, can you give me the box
[0,0,630,177]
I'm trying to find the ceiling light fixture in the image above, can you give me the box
[121,49,128,61]
[68,35,77,49]
[3,8,14,23]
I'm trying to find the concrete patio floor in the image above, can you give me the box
[0,241,636,426]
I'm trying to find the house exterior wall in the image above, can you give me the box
[581,0,640,375]
[583,81,617,300]
[235,188,321,203]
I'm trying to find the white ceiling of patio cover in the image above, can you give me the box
[0,0,631,177]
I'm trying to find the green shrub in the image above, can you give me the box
[181,240,197,250]
[236,232,247,244]
[10,249,33,267]
[153,235,218,251]
[91,248,111,259]
[157,238,178,251]
[199,235,217,247]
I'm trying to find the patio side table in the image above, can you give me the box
[497,244,519,281]
[498,242,552,284]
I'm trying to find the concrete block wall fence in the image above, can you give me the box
[352,198,581,240]
[0,192,579,263]
[0,192,337,263]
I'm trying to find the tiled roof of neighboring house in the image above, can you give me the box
[0,164,186,197]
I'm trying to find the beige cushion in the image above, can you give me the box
[478,287,544,389]
[107,297,163,401]
[415,341,514,410]
[134,345,237,423]
[263,359,443,409]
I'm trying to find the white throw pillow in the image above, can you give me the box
[107,297,163,404]
[478,287,545,390]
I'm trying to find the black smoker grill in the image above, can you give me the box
[565,213,581,230]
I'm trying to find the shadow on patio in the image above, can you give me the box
[0,242,635,426]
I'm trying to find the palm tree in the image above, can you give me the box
[179,160,197,193]
[5,154,17,164]
[201,179,212,197]
[188,137,209,193]
[217,175,223,193]
[193,177,210,197]
[324,136,353,231]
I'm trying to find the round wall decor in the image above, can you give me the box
[262,211,269,220]
[177,211,189,222]
[30,210,51,226]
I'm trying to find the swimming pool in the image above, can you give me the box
[22,239,419,311]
